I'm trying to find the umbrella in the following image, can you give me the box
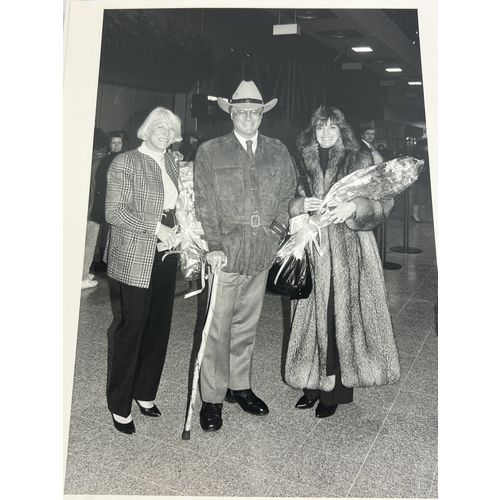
[182,270,220,440]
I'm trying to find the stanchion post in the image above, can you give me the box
[390,188,422,254]
[380,220,401,270]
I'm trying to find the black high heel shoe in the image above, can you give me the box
[111,414,135,434]
[135,400,161,417]
[295,394,319,409]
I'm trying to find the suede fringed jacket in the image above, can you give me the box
[285,142,401,391]
[193,132,297,275]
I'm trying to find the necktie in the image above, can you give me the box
[246,140,253,162]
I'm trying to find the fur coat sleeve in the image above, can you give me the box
[289,146,394,230]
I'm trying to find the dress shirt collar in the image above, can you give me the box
[233,130,258,153]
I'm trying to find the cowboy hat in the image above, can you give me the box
[217,80,278,114]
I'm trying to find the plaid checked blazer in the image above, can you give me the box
[104,148,179,288]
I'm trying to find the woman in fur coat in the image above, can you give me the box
[285,107,400,418]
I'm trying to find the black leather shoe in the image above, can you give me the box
[200,402,223,432]
[295,395,319,409]
[135,400,161,417]
[111,414,136,434]
[225,389,269,415]
[315,402,338,419]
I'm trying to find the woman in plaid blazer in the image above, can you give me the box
[104,107,183,434]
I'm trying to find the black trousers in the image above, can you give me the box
[304,279,354,406]
[107,249,177,417]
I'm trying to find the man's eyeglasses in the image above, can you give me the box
[232,108,262,118]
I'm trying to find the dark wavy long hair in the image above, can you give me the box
[296,106,360,152]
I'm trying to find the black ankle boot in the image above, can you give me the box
[315,402,338,419]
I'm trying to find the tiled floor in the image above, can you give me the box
[64,196,437,499]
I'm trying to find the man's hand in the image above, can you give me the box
[206,250,227,275]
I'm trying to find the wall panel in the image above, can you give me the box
[98,84,134,138]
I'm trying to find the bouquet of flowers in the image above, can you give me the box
[277,156,424,261]
[163,161,209,283]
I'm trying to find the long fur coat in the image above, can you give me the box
[285,142,401,391]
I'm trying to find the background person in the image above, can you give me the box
[82,128,107,289]
[376,143,393,161]
[181,130,206,162]
[90,130,128,271]
[359,126,384,164]
[193,80,296,432]
[104,107,182,434]
[285,106,400,418]
[410,138,431,222]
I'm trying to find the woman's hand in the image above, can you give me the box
[303,197,323,213]
[330,201,357,224]
[157,225,178,249]
[206,250,227,275]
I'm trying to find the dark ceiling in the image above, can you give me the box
[212,8,426,126]
[383,9,419,45]
[264,9,423,80]
[100,8,427,128]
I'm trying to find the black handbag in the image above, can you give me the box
[267,158,314,299]
[266,251,312,299]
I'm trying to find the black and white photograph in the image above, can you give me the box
[63,1,440,498]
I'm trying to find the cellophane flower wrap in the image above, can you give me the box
[167,161,209,281]
[277,156,424,261]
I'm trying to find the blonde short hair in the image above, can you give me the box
[137,107,182,143]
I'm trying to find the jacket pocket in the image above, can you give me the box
[258,166,279,214]
[214,166,245,215]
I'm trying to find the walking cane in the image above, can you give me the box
[182,270,220,440]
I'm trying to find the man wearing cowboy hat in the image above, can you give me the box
[194,80,296,432]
